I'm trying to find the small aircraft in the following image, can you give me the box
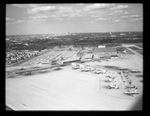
[130,69,141,73]
[87,67,95,72]
[124,84,135,89]
[93,68,106,74]
[106,78,114,82]
[71,63,80,69]
[81,66,90,72]
[124,90,139,96]
[106,75,116,79]
[108,83,119,89]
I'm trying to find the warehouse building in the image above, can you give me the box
[93,47,117,58]
[80,53,94,61]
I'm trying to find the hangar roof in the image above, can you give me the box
[93,47,117,53]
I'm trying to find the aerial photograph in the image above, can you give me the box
[6,3,143,111]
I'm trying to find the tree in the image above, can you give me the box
[71,35,78,47]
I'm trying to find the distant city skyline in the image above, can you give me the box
[6,3,143,35]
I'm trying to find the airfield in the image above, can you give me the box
[6,44,143,110]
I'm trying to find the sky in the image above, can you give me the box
[6,3,143,35]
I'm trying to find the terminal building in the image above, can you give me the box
[81,47,117,61]
[93,47,117,55]
[93,47,117,59]
[98,45,106,48]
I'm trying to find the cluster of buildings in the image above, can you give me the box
[6,50,39,66]
[81,46,118,61]
[6,44,126,67]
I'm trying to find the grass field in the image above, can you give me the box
[135,50,143,55]
[77,51,85,57]
[135,45,143,48]
[129,46,141,50]
[117,47,134,55]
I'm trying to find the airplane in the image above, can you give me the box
[93,68,106,74]
[81,66,90,72]
[106,75,116,79]
[93,70,101,74]
[71,63,80,69]
[87,67,95,72]
[76,64,89,72]
[108,83,119,89]
[124,84,136,89]
[124,90,139,96]
[130,69,141,73]
[106,78,114,82]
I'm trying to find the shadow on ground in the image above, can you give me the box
[37,70,51,74]
[103,80,110,83]
[6,66,65,78]
[21,72,35,76]
[102,85,109,89]
[6,75,16,78]
[53,67,63,71]
[131,97,143,110]
[103,65,131,71]
[6,106,13,111]
[136,74,143,78]
[140,80,143,83]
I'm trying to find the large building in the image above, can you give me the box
[93,47,117,58]
[98,45,106,48]
[80,47,117,61]
[93,47,117,53]
[80,53,93,62]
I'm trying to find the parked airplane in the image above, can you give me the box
[108,83,119,89]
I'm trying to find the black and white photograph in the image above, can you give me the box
[6,3,143,111]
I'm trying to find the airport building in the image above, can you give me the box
[98,45,106,48]
[80,47,117,61]
[93,47,117,59]
[93,47,117,54]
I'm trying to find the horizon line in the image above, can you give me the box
[6,31,143,36]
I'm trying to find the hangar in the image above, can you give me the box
[93,48,117,58]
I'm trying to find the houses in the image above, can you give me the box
[6,50,40,65]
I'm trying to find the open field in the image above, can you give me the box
[116,47,134,55]
[135,45,143,49]
[136,50,143,55]
[122,44,143,58]
[129,46,141,50]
